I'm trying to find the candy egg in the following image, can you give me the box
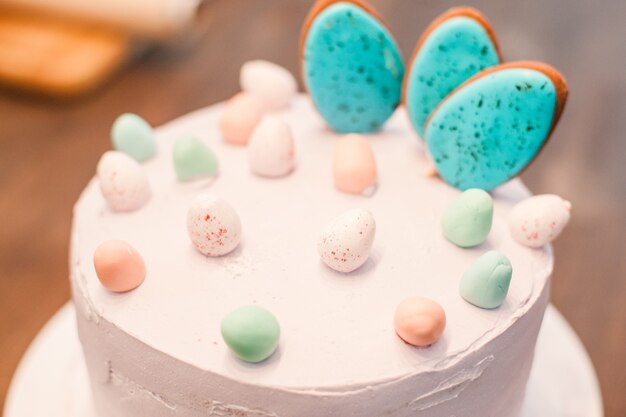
[508,194,572,248]
[219,93,265,146]
[111,113,155,162]
[460,250,512,309]
[93,240,146,292]
[394,296,446,347]
[318,208,376,273]
[240,60,297,110]
[173,136,218,181]
[404,7,501,137]
[97,151,151,212]
[187,193,242,256]
[333,134,377,195]
[221,305,280,363]
[442,189,493,248]
[300,0,404,133]
[425,61,568,190]
[248,116,295,178]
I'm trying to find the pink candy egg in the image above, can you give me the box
[219,92,264,146]
[93,240,146,292]
[394,296,446,347]
[333,134,377,195]
[187,193,242,256]
[97,151,151,212]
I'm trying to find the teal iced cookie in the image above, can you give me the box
[460,250,512,309]
[111,113,155,162]
[425,62,568,191]
[442,189,493,248]
[221,305,280,363]
[301,0,404,133]
[172,136,218,181]
[404,7,501,137]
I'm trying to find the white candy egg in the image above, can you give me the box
[318,209,376,273]
[97,151,151,212]
[187,193,242,256]
[240,60,297,110]
[508,194,572,248]
[248,116,295,178]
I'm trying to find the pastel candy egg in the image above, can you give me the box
[460,250,512,309]
[111,113,155,162]
[404,7,501,137]
[425,61,568,190]
[187,193,242,256]
[318,208,376,273]
[394,296,446,347]
[248,116,295,177]
[301,0,404,133]
[333,134,377,195]
[173,136,218,181]
[93,240,146,292]
[219,93,265,146]
[442,189,493,248]
[508,194,571,248]
[97,151,151,212]
[221,305,280,363]
[240,60,297,110]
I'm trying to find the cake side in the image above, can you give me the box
[70,96,552,417]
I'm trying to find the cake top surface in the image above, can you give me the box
[72,96,552,389]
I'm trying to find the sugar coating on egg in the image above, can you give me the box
[442,188,493,248]
[93,240,146,293]
[333,134,377,195]
[173,136,218,182]
[508,194,571,248]
[248,116,295,178]
[317,208,376,273]
[221,305,281,363]
[394,296,446,347]
[111,113,155,162]
[240,60,297,110]
[97,151,151,212]
[219,93,265,146]
[187,193,242,257]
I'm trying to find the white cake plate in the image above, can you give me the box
[3,303,603,417]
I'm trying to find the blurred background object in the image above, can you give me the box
[0,0,625,416]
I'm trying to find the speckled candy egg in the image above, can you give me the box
[97,151,151,212]
[508,194,571,248]
[221,305,280,363]
[219,93,265,146]
[394,296,446,347]
[317,208,376,273]
[93,240,146,292]
[240,60,297,110]
[301,0,404,133]
[187,193,242,256]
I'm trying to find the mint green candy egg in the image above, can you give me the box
[460,250,512,309]
[111,113,155,162]
[442,189,493,248]
[173,136,218,181]
[221,305,280,363]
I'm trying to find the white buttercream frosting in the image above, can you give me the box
[71,96,552,417]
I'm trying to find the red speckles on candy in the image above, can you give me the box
[205,214,211,221]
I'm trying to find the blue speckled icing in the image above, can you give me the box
[303,3,404,133]
[406,17,500,138]
[425,68,557,191]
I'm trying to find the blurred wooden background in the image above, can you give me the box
[0,0,624,415]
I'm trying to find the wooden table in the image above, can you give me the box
[1,0,624,415]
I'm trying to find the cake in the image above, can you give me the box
[70,2,572,417]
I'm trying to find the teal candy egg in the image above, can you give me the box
[425,63,567,191]
[111,113,155,162]
[301,1,404,133]
[442,189,493,248]
[460,250,512,309]
[173,136,218,181]
[221,305,280,363]
[405,8,500,137]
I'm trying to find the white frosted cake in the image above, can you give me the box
[70,95,553,417]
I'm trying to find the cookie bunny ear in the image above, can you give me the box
[300,0,404,133]
[424,61,568,191]
[404,7,502,138]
